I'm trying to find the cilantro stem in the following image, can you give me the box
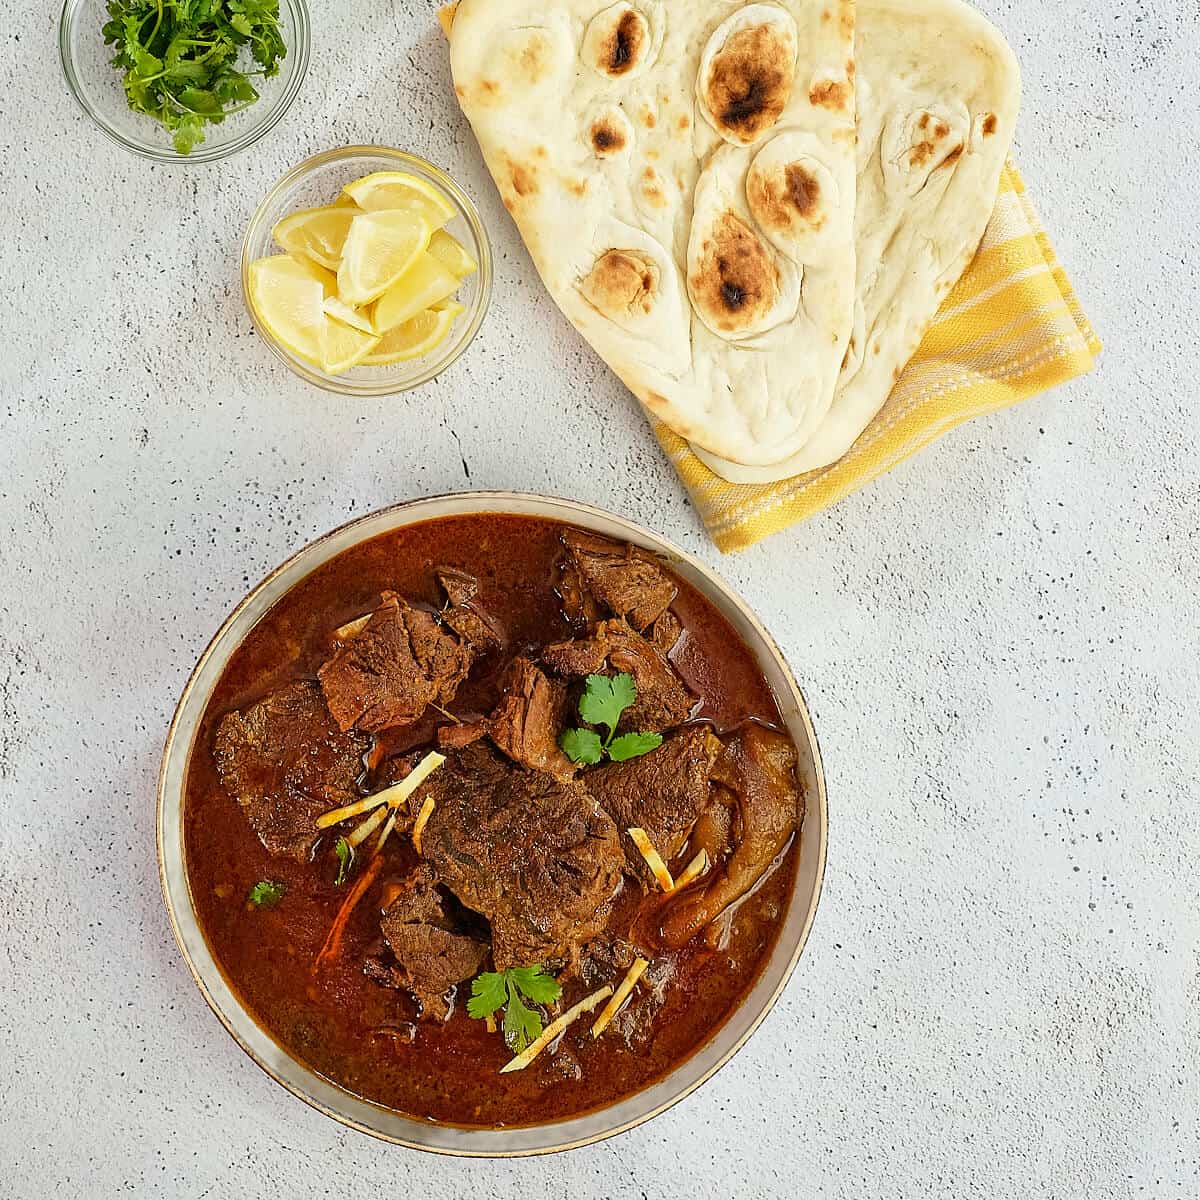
[147,1,163,45]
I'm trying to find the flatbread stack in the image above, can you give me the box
[444,0,1020,482]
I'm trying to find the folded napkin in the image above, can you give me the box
[652,164,1102,552]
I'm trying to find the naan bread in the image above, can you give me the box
[448,0,858,468]
[694,0,1021,482]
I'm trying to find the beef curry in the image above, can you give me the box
[183,514,805,1127]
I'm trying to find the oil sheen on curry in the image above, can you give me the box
[184,515,805,1127]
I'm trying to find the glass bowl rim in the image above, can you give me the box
[239,145,494,396]
[58,0,312,164]
[157,492,828,1156]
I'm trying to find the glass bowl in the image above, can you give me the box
[158,492,828,1156]
[59,0,310,163]
[241,147,493,395]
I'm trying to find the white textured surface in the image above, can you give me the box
[1,0,1197,1195]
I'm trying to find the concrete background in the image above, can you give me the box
[1,0,1196,1195]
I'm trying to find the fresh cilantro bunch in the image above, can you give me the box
[102,0,288,154]
[468,966,562,1052]
[559,673,663,765]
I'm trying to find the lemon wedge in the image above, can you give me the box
[427,229,478,278]
[372,254,461,333]
[282,252,338,297]
[321,316,381,374]
[342,172,456,229]
[362,304,462,365]
[272,205,359,271]
[337,210,431,306]
[248,255,328,364]
[322,296,375,334]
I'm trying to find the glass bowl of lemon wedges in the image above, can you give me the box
[242,147,493,395]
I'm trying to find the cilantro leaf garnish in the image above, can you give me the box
[467,971,508,1019]
[468,965,562,1051]
[608,730,663,761]
[506,965,562,1004]
[502,991,543,1053]
[247,879,285,908]
[578,672,636,739]
[558,727,603,766]
[559,673,663,765]
[101,0,287,155]
[333,836,354,886]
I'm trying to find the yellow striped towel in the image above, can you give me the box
[652,164,1102,552]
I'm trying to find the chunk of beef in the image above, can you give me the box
[486,657,574,776]
[539,633,608,677]
[370,749,422,790]
[650,609,684,654]
[558,558,603,627]
[213,681,366,860]
[318,591,473,733]
[436,719,489,751]
[588,726,723,888]
[578,933,637,990]
[437,568,504,655]
[561,529,677,631]
[542,619,695,732]
[407,607,475,702]
[608,958,675,1051]
[576,941,675,1047]
[434,658,574,777]
[436,567,477,610]
[365,867,488,1020]
[660,725,801,947]
[421,746,623,971]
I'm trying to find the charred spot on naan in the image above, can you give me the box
[884,107,970,194]
[578,250,662,322]
[592,124,624,154]
[808,77,850,111]
[705,30,792,142]
[698,7,799,146]
[982,113,998,136]
[583,3,651,78]
[507,158,538,198]
[909,125,959,169]
[589,109,632,158]
[520,35,552,80]
[749,160,823,237]
[637,166,670,213]
[745,135,841,262]
[688,212,780,335]
[786,165,822,219]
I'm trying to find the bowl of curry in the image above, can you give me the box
[158,492,827,1154]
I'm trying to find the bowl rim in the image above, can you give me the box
[240,146,494,396]
[157,491,828,1156]
[58,0,312,164]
